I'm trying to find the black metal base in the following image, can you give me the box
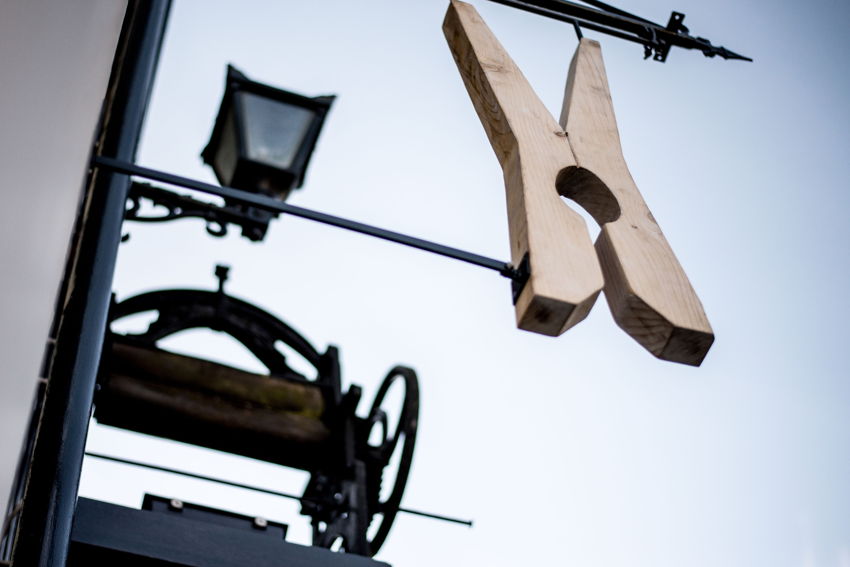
[69,498,390,567]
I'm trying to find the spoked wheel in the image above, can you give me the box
[364,366,419,555]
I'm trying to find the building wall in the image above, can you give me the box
[0,0,128,517]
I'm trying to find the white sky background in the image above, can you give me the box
[79,1,850,566]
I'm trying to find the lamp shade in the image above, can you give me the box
[202,65,334,201]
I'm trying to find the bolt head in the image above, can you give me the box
[169,499,184,511]
[253,517,268,529]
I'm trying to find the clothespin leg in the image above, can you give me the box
[444,0,603,336]
[560,39,714,365]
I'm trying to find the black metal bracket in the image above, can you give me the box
[126,181,273,241]
[487,0,752,62]
[96,156,531,300]
[511,253,531,305]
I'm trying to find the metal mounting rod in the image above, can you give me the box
[485,0,752,62]
[84,452,473,528]
[92,156,526,283]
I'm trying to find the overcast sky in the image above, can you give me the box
[80,1,850,566]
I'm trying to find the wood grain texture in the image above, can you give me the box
[101,372,330,445]
[443,0,603,336]
[95,341,331,465]
[560,39,714,365]
[109,341,325,417]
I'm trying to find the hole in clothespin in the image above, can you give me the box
[556,166,621,228]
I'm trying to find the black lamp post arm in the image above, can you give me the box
[97,157,529,293]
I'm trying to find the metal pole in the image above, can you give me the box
[484,0,752,61]
[84,452,475,528]
[93,157,521,280]
[10,2,171,565]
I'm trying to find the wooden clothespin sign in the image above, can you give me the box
[443,0,713,366]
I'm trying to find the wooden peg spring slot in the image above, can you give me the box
[444,1,714,365]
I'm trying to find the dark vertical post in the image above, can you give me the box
[10,1,171,565]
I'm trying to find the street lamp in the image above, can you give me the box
[202,65,335,202]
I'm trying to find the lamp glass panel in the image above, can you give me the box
[212,105,239,184]
[237,91,316,170]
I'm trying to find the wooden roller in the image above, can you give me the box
[107,341,325,417]
[444,1,713,365]
[96,340,331,468]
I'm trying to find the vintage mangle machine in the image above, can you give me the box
[91,266,419,559]
[1,1,749,566]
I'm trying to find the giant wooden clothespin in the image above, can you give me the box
[443,0,714,366]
